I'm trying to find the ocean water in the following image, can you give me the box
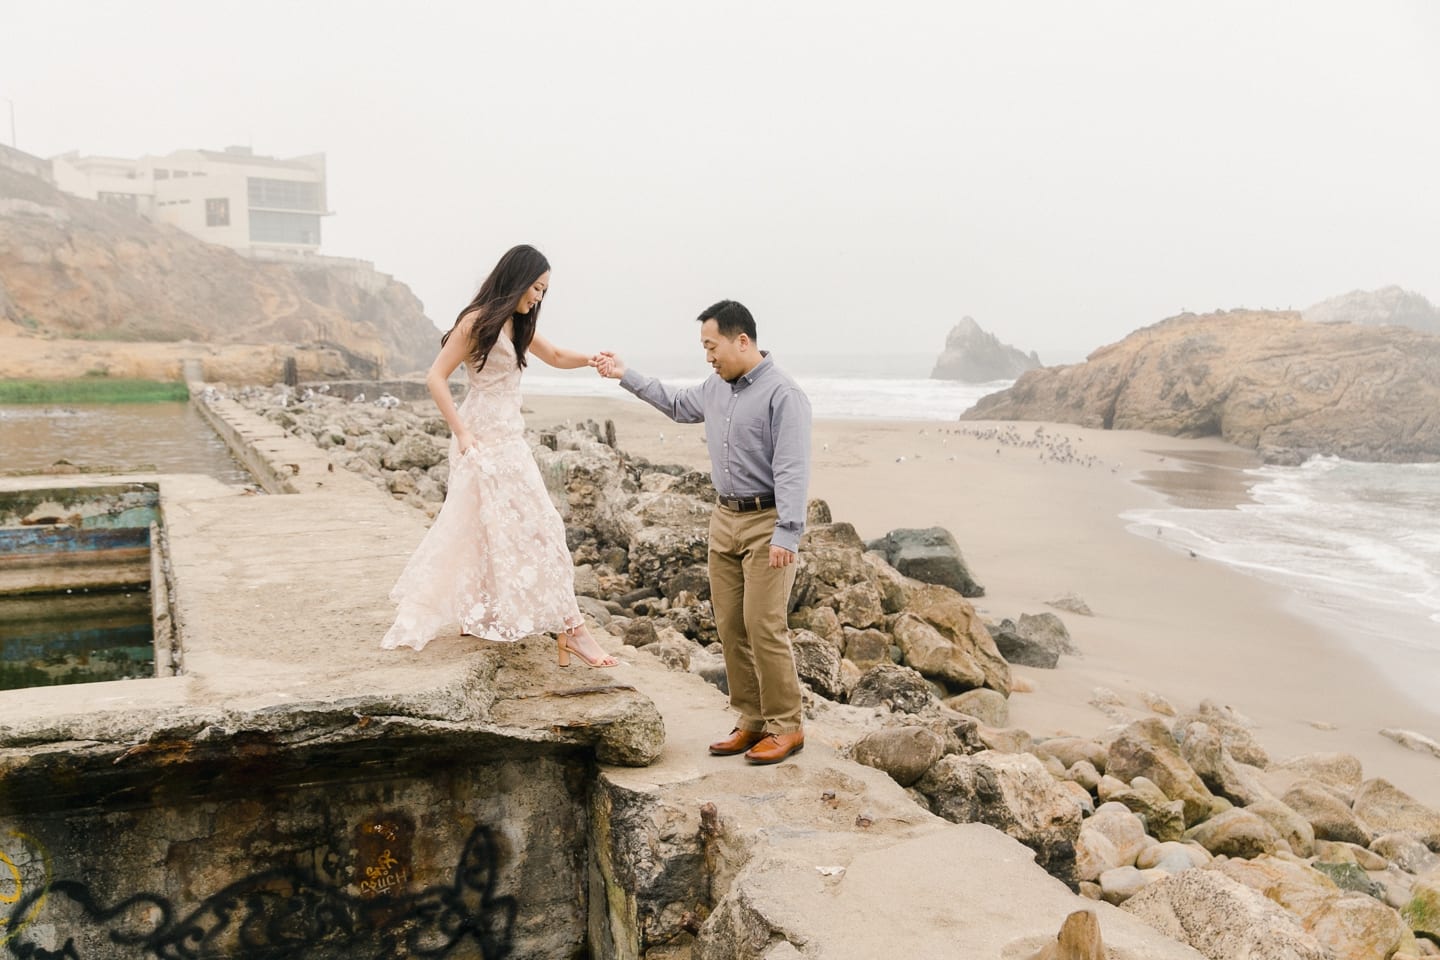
[522,352,1011,422]
[1123,457,1440,704]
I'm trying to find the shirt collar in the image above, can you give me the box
[737,351,772,386]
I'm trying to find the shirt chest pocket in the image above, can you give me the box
[733,414,770,451]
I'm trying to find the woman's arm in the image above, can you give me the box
[426,316,479,452]
[529,333,593,370]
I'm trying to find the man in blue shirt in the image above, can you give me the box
[597,300,812,764]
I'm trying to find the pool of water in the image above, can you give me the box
[0,402,252,483]
[0,589,155,688]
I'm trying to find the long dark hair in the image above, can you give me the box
[441,244,550,371]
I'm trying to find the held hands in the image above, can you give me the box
[589,351,625,379]
[768,545,796,569]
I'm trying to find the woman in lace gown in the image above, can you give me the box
[381,244,617,667]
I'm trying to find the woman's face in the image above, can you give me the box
[517,271,549,314]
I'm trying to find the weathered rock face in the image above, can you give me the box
[1304,286,1440,335]
[1351,778,1440,849]
[0,165,438,378]
[931,316,1042,382]
[851,726,947,787]
[917,751,1082,886]
[1121,868,1332,959]
[1282,780,1374,847]
[961,309,1440,464]
[866,526,985,598]
[1106,718,1218,827]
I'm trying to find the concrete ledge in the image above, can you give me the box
[191,388,378,496]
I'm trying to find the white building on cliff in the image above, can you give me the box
[51,146,330,257]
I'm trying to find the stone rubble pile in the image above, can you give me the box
[235,388,1440,960]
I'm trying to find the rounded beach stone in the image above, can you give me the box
[1184,807,1284,859]
[850,726,946,787]
[1283,779,1374,847]
[1135,840,1211,873]
[1352,778,1440,849]
[1086,802,1152,867]
[944,687,1008,726]
[1066,760,1102,792]
[1099,865,1165,905]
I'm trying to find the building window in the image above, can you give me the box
[246,177,321,211]
[97,192,139,211]
[173,170,190,178]
[153,169,170,180]
[249,210,321,245]
[206,198,230,226]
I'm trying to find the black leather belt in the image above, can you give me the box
[716,494,776,512]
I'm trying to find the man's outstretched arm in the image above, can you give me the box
[596,351,706,424]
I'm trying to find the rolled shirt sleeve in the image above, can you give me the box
[769,386,812,553]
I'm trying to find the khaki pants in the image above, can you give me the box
[708,505,803,734]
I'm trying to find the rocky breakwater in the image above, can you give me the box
[962,309,1440,464]
[232,387,1440,958]
[0,163,438,380]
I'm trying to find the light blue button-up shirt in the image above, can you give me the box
[619,353,812,552]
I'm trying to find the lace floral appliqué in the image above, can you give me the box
[381,333,583,651]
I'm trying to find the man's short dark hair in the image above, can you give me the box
[697,300,757,342]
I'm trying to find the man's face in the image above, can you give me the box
[700,318,747,381]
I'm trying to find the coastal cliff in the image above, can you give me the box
[0,164,437,379]
[931,316,1041,382]
[961,309,1440,464]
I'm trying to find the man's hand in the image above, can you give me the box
[768,545,795,568]
[592,351,626,379]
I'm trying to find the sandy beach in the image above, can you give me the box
[522,390,1440,804]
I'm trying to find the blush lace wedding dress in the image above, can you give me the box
[381,326,584,651]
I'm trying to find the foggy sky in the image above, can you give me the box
[3,1,1437,366]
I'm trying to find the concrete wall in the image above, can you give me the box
[0,721,595,959]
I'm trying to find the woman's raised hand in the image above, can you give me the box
[592,351,625,379]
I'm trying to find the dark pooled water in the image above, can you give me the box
[0,589,155,688]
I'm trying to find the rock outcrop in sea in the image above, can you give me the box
[931,316,1042,382]
[0,164,437,377]
[961,309,1440,464]
[1305,286,1440,336]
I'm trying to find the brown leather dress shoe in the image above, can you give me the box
[744,730,805,765]
[709,728,767,756]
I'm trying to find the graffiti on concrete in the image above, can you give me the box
[355,816,414,899]
[0,832,50,949]
[3,826,517,960]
